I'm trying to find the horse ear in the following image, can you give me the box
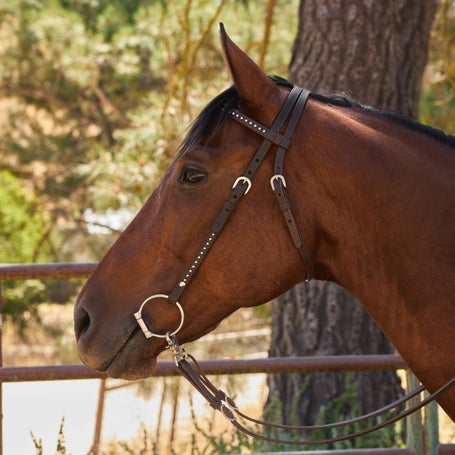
[219,23,281,109]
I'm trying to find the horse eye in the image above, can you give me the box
[179,167,208,185]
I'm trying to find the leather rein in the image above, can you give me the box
[133,86,455,444]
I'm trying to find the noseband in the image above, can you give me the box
[134,86,313,339]
[133,86,455,445]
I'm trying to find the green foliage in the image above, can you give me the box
[2,279,44,333]
[0,0,297,263]
[307,376,403,450]
[420,0,455,134]
[0,170,53,326]
[0,170,50,262]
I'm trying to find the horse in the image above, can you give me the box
[74,25,455,421]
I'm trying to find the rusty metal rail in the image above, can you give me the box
[0,355,407,382]
[0,261,97,279]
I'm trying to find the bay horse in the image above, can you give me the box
[74,26,455,421]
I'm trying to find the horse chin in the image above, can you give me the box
[107,355,157,380]
[103,330,162,380]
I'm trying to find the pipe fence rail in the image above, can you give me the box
[0,355,408,382]
[0,263,454,455]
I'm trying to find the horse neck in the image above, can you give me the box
[290,101,455,400]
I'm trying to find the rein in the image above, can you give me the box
[168,335,455,445]
[133,85,455,444]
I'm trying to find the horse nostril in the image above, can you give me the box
[74,306,91,340]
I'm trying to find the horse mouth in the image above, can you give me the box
[104,325,168,379]
[75,311,163,380]
[106,343,159,380]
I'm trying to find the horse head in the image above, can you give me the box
[74,26,312,379]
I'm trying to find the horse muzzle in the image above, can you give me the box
[74,294,163,379]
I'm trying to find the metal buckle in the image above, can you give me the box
[270,174,286,191]
[166,332,188,365]
[134,294,185,339]
[220,400,237,422]
[232,176,252,194]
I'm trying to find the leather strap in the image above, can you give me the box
[173,342,455,445]
[271,88,314,280]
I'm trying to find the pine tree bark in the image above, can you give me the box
[289,0,438,118]
[267,0,438,429]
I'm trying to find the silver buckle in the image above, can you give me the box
[270,174,286,190]
[166,333,188,365]
[232,176,252,194]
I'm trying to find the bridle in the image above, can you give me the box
[134,85,313,338]
[133,86,455,444]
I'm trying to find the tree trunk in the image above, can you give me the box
[289,0,437,118]
[266,0,438,439]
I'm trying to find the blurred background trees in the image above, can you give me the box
[0,0,295,265]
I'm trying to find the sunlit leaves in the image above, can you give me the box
[0,170,50,263]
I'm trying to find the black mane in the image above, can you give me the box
[179,85,240,155]
[180,76,455,152]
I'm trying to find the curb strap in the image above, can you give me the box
[168,86,310,304]
[168,334,455,445]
